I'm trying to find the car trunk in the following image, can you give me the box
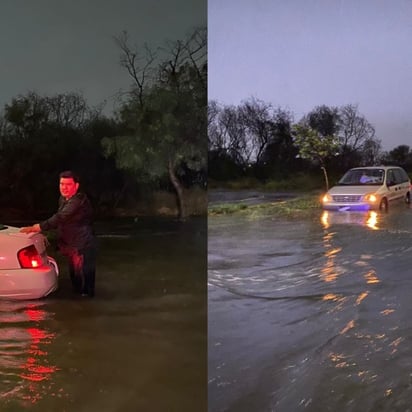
[0,226,49,269]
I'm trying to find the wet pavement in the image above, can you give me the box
[209,204,412,412]
[0,217,207,412]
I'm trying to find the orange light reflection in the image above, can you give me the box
[320,227,341,283]
[321,211,330,228]
[364,270,380,284]
[381,309,395,316]
[356,292,369,305]
[320,210,379,230]
[328,352,355,369]
[340,319,355,335]
[366,211,379,230]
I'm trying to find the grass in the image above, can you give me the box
[209,173,326,192]
[208,193,322,219]
[207,203,249,215]
[208,174,327,218]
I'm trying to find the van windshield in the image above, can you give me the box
[337,168,385,186]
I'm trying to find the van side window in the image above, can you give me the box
[393,169,404,184]
[387,169,395,185]
[398,168,409,183]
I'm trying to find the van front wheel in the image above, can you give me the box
[379,198,388,212]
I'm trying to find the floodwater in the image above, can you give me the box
[0,217,207,412]
[209,204,412,412]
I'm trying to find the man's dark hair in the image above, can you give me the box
[59,170,80,183]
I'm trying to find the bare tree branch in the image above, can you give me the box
[113,31,156,108]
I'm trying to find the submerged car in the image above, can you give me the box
[0,224,58,300]
[322,166,411,212]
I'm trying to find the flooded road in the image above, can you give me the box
[0,217,207,412]
[209,206,412,412]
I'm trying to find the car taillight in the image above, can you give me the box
[17,245,43,269]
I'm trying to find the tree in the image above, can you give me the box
[103,27,207,219]
[306,105,340,137]
[337,104,377,170]
[3,91,50,139]
[207,100,222,151]
[208,101,247,180]
[292,124,340,191]
[259,108,298,178]
[294,106,341,190]
[0,91,122,215]
[208,99,276,174]
[238,97,273,165]
[113,30,156,109]
[216,104,250,165]
[359,137,383,166]
[382,145,412,170]
[338,104,375,150]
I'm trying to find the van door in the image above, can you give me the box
[394,168,411,200]
[386,169,401,202]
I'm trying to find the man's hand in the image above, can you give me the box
[19,224,41,233]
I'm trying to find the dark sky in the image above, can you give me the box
[209,0,412,151]
[1,0,206,116]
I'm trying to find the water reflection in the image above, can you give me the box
[321,210,379,230]
[320,210,382,288]
[0,301,59,406]
[318,209,394,398]
[366,212,378,230]
[320,229,342,283]
[364,269,380,285]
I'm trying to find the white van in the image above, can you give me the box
[321,166,411,212]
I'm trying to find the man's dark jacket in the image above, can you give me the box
[39,192,96,255]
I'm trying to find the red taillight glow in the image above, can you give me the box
[17,245,43,269]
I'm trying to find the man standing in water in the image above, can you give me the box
[20,171,97,297]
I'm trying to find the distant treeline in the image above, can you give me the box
[208,98,412,183]
[0,27,207,219]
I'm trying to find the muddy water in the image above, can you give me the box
[0,217,207,412]
[209,206,412,412]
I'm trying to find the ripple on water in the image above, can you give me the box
[209,213,412,301]
[209,209,412,412]
[0,301,60,407]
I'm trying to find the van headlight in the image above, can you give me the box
[365,194,377,203]
[322,194,332,203]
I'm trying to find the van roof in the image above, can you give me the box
[351,166,405,170]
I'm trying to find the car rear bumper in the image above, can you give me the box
[0,257,59,300]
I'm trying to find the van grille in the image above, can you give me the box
[332,195,362,203]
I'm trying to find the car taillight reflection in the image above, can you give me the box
[17,245,43,268]
[0,303,61,405]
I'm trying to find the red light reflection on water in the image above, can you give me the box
[20,327,59,382]
[16,306,60,404]
[25,308,46,322]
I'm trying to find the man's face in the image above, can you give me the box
[59,177,79,199]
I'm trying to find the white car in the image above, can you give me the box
[322,166,411,212]
[0,224,59,300]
